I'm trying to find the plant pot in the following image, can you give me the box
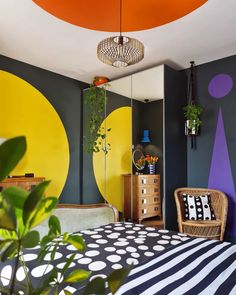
[185,120,199,136]
[93,76,109,86]
[148,164,155,175]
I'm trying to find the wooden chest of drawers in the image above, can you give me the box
[123,174,161,223]
[0,177,45,192]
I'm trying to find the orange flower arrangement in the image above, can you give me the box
[135,156,146,170]
[145,155,158,164]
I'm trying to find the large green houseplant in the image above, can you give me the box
[183,103,203,135]
[0,137,128,294]
[84,84,111,154]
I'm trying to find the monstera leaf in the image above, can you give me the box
[0,136,26,181]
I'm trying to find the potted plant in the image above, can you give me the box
[183,103,203,136]
[84,83,111,154]
[93,76,109,86]
[0,137,129,294]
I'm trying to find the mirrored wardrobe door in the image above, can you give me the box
[105,76,132,213]
[129,66,164,227]
[82,77,133,214]
[82,85,107,204]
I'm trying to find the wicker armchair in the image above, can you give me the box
[174,188,228,241]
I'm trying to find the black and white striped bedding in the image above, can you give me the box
[115,237,236,295]
[1,222,236,294]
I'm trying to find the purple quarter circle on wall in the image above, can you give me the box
[208,74,233,98]
[208,108,236,236]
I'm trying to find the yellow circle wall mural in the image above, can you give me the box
[93,106,132,212]
[0,70,69,197]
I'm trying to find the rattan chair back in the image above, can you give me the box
[174,188,228,241]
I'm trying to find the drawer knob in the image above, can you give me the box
[142,199,147,204]
[154,207,158,211]
[142,189,147,194]
[154,197,158,202]
[142,208,147,214]
[154,179,158,183]
[154,188,158,193]
[142,179,147,184]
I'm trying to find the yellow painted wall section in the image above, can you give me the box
[0,70,69,197]
[93,107,132,212]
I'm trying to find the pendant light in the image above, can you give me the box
[97,0,144,68]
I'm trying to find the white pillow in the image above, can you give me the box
[182,193,216,221]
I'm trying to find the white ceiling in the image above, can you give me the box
[0,0,235,83]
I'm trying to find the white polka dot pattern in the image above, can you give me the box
[66,253,83,259]
[107,255,121,263]
[89,274,107,281]
[116,249,126,255]
[104,247,116,252]
[85,250,100,257]
[44,252,63,261]
[126,258,139,265]
[91,235,102,239]
[87,243,99,248]
[1,265,12,286]
[138,245,149,251]
[31,264,53,277]
[112,264,122,269]
[96,239,108,244]
[131,252,140,258]
[153,245,165,251]
[144,251,154,257]
[88,261,106,271]
[16,266,28,282]
[57,262,76,269]
[1,222,189,292]
[22,253,38,261]
[77,258,92,264]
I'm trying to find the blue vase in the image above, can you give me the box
[148,164,155,174]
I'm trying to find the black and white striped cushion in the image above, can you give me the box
[183,193,216,221]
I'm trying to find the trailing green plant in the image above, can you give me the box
[183,103,203,130]
[0,137,129,294]
[84,85,111,154]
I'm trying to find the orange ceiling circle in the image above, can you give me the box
[33,0,208,32]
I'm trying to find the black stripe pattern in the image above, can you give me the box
[115,239,236,295]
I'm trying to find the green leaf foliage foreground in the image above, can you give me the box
[0,137,130,294]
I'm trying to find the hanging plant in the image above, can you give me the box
[183,61,203,148]
[183,103,203,135]
[84,84,111,154]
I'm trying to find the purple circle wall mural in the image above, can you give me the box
[208,73,233,99]
[207,74,235,237]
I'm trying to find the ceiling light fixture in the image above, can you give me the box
[97,0,144,68]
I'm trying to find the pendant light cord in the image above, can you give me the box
[120,0,122,36]
[118,0,123,45]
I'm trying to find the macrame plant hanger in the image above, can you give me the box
[188,61,196,149]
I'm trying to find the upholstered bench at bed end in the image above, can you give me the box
[35,203,119,237]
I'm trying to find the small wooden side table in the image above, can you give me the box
[123,174,161,224]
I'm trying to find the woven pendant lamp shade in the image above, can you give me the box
[97,35,144,68]
[97,0,144,68]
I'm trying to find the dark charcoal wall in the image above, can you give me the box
[164,65,188,230]
[186,55,236,242]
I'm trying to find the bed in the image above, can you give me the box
[1,222,236,294]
